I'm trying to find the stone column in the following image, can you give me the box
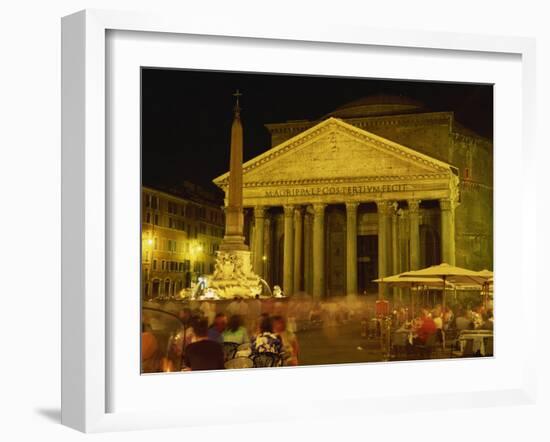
[440,198,456,265]
[345,202,359,296]
[391,206,400,302]
[293,207,303,293]
[408,199,421,270]
[312,203,326,298]
[264,217,272,286]
[377,200,392,299]
[303,212,313,295]
[253,206,266,277]
[283,205,295,296]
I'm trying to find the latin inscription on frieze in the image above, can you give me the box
[264,184,410,198]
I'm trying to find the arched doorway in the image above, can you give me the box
[164,279,171,296]
[151,279,160,298]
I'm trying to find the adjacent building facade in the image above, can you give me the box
[213,96,493,298]
[141,182,225,299]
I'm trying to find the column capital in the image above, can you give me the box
[376,200,393,215]
[312,203,327,215]
[283,204,295,217]
[254,205,267,218]
[440,198,457,211]
[345,201,359,212]
[408,199,421,214]
[294,206,304,219]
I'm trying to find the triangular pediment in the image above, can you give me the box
[213,118,452,187]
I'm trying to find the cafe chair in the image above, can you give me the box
[391,331,409,360]
[252,352,280,368]
[414,333,438,359]
[223,342,239,361]
[224,357,253,370]
[451,338,474,358]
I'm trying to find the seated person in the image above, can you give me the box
[414,310,437,345]
[183,318,225,371]
[141,322,160,373]
[208,313,227,344]
[455,309,473,331]
[251,316,283,358]
[222,315,249,345]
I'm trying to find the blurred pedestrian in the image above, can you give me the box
[272,315,299,366]
[208,313,227,344]
[223,315,249,345]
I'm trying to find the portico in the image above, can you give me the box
[214,117,460,298]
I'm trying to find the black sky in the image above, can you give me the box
[141,69,493,194]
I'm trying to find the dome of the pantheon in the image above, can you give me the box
[326,95,424,119]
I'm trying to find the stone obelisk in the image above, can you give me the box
[219,90,248,252]
[206,91,262,299]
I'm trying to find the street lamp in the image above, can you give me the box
[262,255,267,280]
[190,241,204,285]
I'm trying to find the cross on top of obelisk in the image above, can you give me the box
[233,89,242,114]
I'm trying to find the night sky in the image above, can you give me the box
[141,69,493,194]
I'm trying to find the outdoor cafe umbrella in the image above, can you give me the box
[400,263,489,311]
[477,269,494,279]
[374,274,454,317]
[374,274,453,289]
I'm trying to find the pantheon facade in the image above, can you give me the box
[213,96,493,298]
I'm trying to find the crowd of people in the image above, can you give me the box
[166,296,300,371]
[142,293,494,372]
[391,303,494,353]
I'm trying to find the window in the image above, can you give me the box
[144,193,151,208]
[153,238,158,250]
[161,260,166,271]
[168,201,180,214]
[151,196,158,210]
[145,212,151,224]
[152,259,157,270]
[169,218,173,228]
[167,240,177,253]
[154,214,159,226]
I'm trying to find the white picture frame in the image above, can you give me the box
[61,9,537,433]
